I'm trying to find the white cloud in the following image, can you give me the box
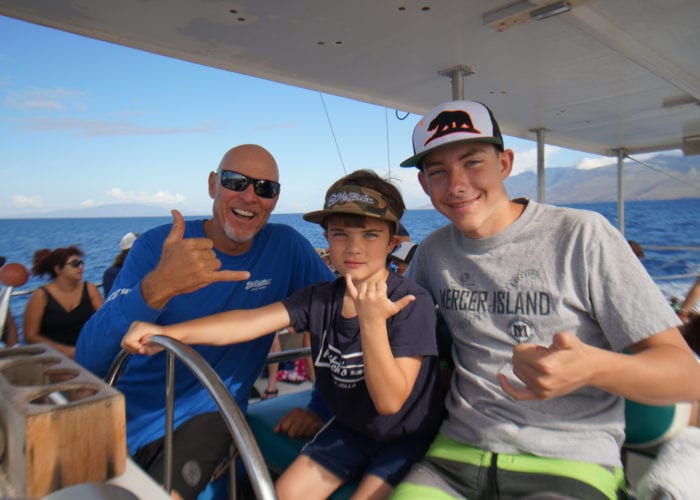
[626,150,682,161]
[105,188,186,205]
[4,87,86,110]
[381,167,429,209]
[11,195,44,208]
[21,117,214,137]
[80,199,103,208]
[575,156,616,170]
[511,145,562,176]
[575,149,682,170]
[105,188,129,201]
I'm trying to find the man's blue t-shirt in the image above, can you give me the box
[76,220,334,453]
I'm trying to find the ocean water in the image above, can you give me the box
[2,198,698,330]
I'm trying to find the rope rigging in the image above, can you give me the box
[625,153,700,189]
[385,107,391,174]
[319,93,346,174]
[319,93,413,176]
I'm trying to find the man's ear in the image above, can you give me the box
[208,171,218,199]
[498,149,515,180]
[418,170,430,195]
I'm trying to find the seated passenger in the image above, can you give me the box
[23,246,103,358]
[102,231,139,297]
[678,277,700,323]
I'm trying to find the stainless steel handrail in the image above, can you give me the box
[105,335,276,500]
[265,346,311,365]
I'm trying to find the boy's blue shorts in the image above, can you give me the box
[300,418,434,486]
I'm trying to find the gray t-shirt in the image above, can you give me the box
[407,200,680,467]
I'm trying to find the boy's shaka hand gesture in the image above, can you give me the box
[345,274,415,322]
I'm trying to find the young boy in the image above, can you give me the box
[390,100,700,499]
[122,170,443,500]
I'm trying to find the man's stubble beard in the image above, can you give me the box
[222,220,256,243]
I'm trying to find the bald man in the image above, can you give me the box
[77,145,334,499]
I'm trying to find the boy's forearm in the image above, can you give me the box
[360,319,416,413]
[162,303,291,346]
[160,314,232,345]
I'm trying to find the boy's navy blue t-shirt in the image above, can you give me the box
[282,272,443,442]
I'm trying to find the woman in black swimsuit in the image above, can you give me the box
[23,245,103,358]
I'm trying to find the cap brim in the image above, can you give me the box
[301,210,398,225]
[302,210,327,224]
[400,137,503,168]
[303,209,394,226]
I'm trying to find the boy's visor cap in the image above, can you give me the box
[303,185,399,228]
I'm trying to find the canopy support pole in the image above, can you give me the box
[530,127,548,202]
[438,65,475,100]
[612,148,627,235]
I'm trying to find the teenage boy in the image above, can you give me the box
[391,100,700,499]
[122,170,444,500]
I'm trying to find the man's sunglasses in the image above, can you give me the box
[217,169,280,199]
[66,259,85,268]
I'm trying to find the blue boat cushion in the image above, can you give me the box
[624,400,691,450]
[247,391,312,474]
[246,390,356,499]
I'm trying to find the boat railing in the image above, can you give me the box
[105,335,277,500]
[7,282,102,298]
[265,346,311,365]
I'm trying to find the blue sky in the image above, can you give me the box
[1,15,644,218]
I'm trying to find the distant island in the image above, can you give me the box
[503,153,699,204]
[414,153,698,209]
[26,204,181,219]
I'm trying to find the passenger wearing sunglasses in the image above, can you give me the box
[23,245,103,358]
[76,144,335,500]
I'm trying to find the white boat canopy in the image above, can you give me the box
[2,0,699,228]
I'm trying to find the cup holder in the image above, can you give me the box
[43,368,81,384]
[0,345,47,359]
[29,385,99,406]
[0,357,63,386]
